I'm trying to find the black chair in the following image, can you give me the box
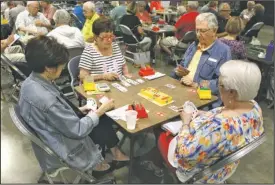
[9,104,116,184]
[244,22,264,38]
[171,31,197,65]
[1,54,31,102]
[70,12,84,29]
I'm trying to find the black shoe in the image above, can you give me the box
[92,163,114,178]
[112,160,130,169]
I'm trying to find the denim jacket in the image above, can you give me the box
[19,72,103,173]
[172,40,231,107]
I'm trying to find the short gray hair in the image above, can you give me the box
[83,1,95,12]
[53,9,71,25]
[187,1,198,10]
[196,12,218,29]
[220,60,261,101]
[218,3,230,11]
[247,1,255,6]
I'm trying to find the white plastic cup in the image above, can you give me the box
[125,110,138,130]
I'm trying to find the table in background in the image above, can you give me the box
[156,10,178,22]
[246,44,274,103]
[74,75,218,183]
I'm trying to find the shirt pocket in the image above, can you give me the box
[199,58,219,79]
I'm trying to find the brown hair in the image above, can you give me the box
[225,16,244,35]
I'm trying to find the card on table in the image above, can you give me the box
[99,96,110,104]
[136,79,145,83]
[165,84,176,89]
[168,105,179,112]
[111,83,128,92]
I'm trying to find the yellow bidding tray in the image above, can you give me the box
[138,87,174,107]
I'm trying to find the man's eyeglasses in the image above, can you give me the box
[196,28,211,34]
[98,35,115,41]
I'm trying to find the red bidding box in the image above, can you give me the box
[139,66,155,76]
[128,104,148,119]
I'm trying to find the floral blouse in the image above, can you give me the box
[174,100,264,183]
[219,38,247,60]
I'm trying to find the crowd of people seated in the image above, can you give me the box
[1,0,269,183]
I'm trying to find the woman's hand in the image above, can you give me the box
[124,73,133,78]
[95,99,115,117]
[79,105,91,114]
[180,111,193,125]
[103,73,119,81]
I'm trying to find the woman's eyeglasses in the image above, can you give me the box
[98,35,116,41]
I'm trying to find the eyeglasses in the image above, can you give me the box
[196,28,211,34]
[98,34,115,41]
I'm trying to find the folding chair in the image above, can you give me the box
[1,54,30,102]
[244,22,264,38]
[70,13,84,29]
[167,133,266,183]
[67,55,82,106]
[9,104,116,184]
[171,31,197,65]
[119,24,150,65]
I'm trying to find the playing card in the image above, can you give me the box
[121,80,131,87]
[165,84,176,89]
[136,79,145,83]
[182,101,198,119]
[126,79,139,85]
[168,105,178,112]
[86,98,97,111]
[99,96,109,104]
[111,83,128,92]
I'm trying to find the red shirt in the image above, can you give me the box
[150,1,164,11]
[174,11,199,40]
[136,11,152,23]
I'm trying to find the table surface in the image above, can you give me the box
[142,24,175,33]
[75,75,218,135]
[245,44,273,65]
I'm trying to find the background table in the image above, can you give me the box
[74,75,218,183]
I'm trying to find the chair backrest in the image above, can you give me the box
[70,13,84,28]
[244,22,264,37]
[1,54,28,81]
[119,24,140,44]
[188,133,266,183]
[182,31,197,43]
[9,104,56,157]
[67,55,81,88]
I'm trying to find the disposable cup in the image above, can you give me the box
[125,110,138,130]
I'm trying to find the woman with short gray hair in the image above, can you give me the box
[158,60,264,183]
[47,9,85,49]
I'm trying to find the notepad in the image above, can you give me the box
[161,120,183,136]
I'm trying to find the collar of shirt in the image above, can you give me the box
[197,40,216,52]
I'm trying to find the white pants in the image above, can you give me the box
[4,45,25,62]
[139,37,152,51]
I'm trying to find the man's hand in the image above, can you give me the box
[95,99,115,117]
[175,65,190,77]
[200,80,210,88]
[180,76,193,86]
[103,73,119,81]
[79,105,91,114]
[35,20,43,27]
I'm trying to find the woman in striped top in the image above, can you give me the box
[79,17,131,81]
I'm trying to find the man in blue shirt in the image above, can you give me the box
[73,1,86,29]
[172,13,231,108]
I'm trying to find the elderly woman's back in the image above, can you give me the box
[169,60,264,183]
[47,9,85,49]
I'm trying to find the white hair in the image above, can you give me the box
[187,1,198,10]
[177,5,186,15]
[196,12,218,29]
[27,1,38,6]
[220,60,262,101]
[247,1,255,6]
[83,1,95,12]
[53,9,71,25]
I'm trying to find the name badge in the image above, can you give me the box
[208,57,218,63]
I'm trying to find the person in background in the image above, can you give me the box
[4,1,15,21]
[40,0,56,23]
[47,9,85,49]
[82,1,100,43]
[240,1,255,24]
[241,4,265,38]
[9,1,26,32]
[110,1,128,36]
[79,17,131,82]
[15,1,51,35]
[144,0,151,14]
[159,60,264,183]
[172,13,231,108]
[150,0,164,12]
[219,17,246,60]
[203,1,218,17]
[217,3,231,38]
[159,1,199,57]
[1,34,25,62]
[73,1,86,29]
[111,1,119,8]
[136,1,152,24]
[120,2,152,52]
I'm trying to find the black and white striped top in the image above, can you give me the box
[79,42,125,75]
